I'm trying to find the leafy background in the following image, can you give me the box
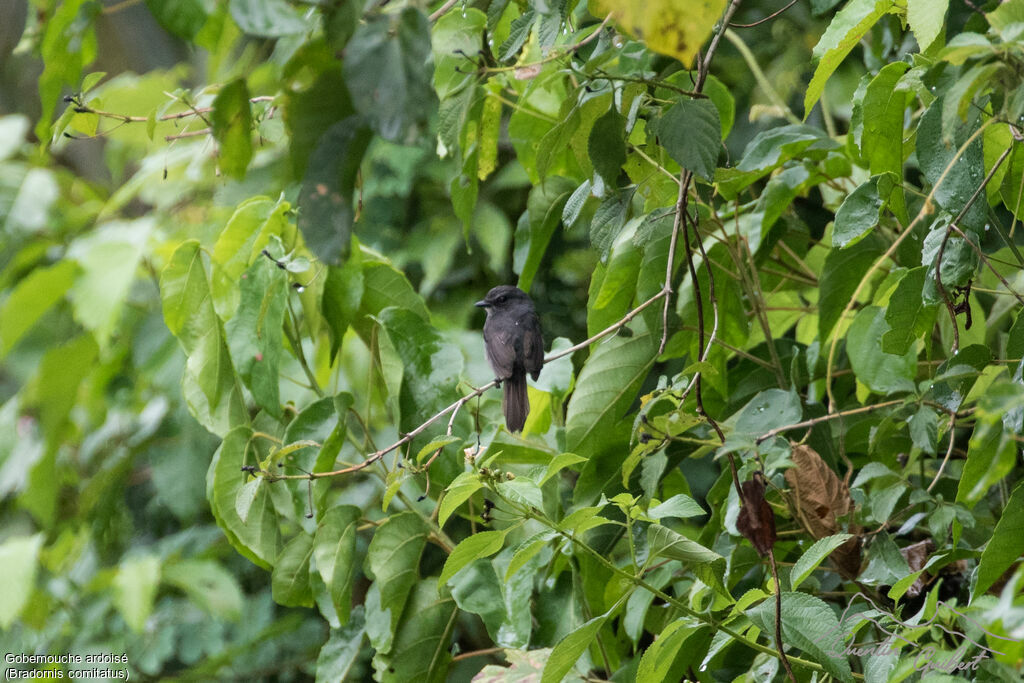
[2,0,1024,681]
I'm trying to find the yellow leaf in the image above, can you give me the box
[594,0,727,67]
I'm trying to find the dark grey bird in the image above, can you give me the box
[475,285,544,432]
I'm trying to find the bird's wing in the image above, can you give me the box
[484,321,518,380]
[523,312,544,380]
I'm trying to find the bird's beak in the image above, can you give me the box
[474,300,489,308]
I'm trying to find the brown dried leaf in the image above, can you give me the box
[737,473,776,556]
[785,444,863,578]
[900,539,935,598]
[785,444,854,538]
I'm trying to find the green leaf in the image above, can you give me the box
[343,8,433,141]
[161,240,245,434]
[909,405,939,454]
[848,305,917,395]
[211,79,253,178]
[790,534,855,590]
[648,494,706,521]
[956,418,1015,508]
[747,592,854,682]
[917,95,987,233]
[371,580,456,683]
[416,436,463,463]
[273,533,315,608]
[861,62,910,223]
[541,611,611,683]
[113,554,161,632]
[636,618,701,682]
[505,532,556,581]
[974,481,1024,597]
[515,177,576,292]
[364,512,429,644]
[656,98,721,182]
[908,0,949,50]
[225,258,286,418]
[647,524,726,595]
[703,74,735,139]
[732,388,802,437]
[228,0,308,36]
[587,218,643,335]
[281,395,350,521]
[0,260,78,358]
[162,559,244,621]
[882,267,936,354]
[805,0,895,117]
[439,472,484,527]
[358,257,430,325]
[718,124,836,198]
[921,225,978,303]
[296,118,373,265]
[314,505,361,625]
[589,104,627,186]
[67,218,150,350]
[0,533,44,629]
[145,0,208,41]
[832,175,885,247]
[589,189,632,258]
[438,529,507,588]
[208,426,281,568]
[377,307,463,450]
[496,478,545,510]
[818,233,884,341]
[323,253,364,360]
[540,453,586,485]
[210,197,292,316]
[432,8,487,99]
[565,319,658,459]
[316,609,366,683]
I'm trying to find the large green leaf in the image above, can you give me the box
[313,505,361,624]
[565,320,658,459]
[956,418,1015,508]
[748,592,854,682]
[207,426,281,568]
[0,533,43,629]
[974,482,1024,597]
[67,218,150,350]
[818,233,885,342]
[371,580,456,683]
[656,98,721,182]
[805,0,895,117]
[363,512,430,650]
[882,267,936,354]
[0,260,77,358]
[847,306,917,395]
[515,177,576,292]
[113,554,161,633]
[917,96,987,234]
[224,258,286,418]
[228,0,308,36]
[343,8,433,141]
[272,533,315,608]
[160,240,246,435]
[211,79,253,178]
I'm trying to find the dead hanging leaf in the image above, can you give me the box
[785,444,853,538]
[899,539,935,599]
[737,472,776,556]
[785,444,863,578]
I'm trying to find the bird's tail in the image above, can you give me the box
[503,372,529,432]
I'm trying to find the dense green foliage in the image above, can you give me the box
[3,0,1024,680]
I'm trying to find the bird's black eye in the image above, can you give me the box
[496,295,507,304]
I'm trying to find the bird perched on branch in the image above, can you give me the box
[475,285,544,432]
